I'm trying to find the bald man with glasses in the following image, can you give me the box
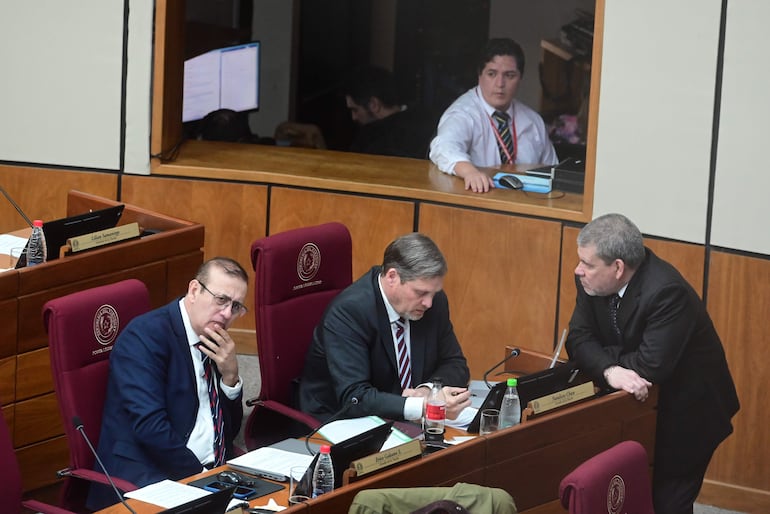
[88,257,249,510]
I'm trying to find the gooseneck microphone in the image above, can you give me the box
[72,416,137,514]
[483,347,521,389]
[0,185,33,227]
[304,396,359,456]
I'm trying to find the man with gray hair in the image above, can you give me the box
[565,213,739,514]
[299,232,471,423]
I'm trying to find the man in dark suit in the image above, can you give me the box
[299,233,471,423]
[565,213,739,514]
[88,257,248,509]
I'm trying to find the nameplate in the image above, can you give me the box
[351,439,422,477]
[67,223,140,253]
[527,381,595,415]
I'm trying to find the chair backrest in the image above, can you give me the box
[559,440,654,514]
[251,222,352,405]
[0,409,23,513]
[43,279,151,470]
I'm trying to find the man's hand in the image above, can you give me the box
[604,366,652,402]
[198,325,239,387]
[443,387,471,420]
[454,162,495,193]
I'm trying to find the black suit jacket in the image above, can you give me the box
[566,248,739,477]
[299,267,470,422]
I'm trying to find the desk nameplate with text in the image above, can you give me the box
[527,380,595,416]
[350,439,422,478]
[67,222,141,254]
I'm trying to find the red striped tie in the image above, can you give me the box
[394,318,412,390]
[202,355,225,466]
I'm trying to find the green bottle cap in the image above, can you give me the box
[507,378,518,387]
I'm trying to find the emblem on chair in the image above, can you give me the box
[94,304,120,346]
[297,242,321,282]
[607,474,626,514]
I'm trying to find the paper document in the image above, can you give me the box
[227,446,314,478]
[124,479,210,508]
[318,415,385,443]
[0,234,27,255]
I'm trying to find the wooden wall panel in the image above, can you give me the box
[13,393,62,447]
[269,188,414,280]
[16,436,70,491]
[121,175,268,332]
[0,165,117,234]
[0,357,15,405]
[0,300,16,357]
[705,251,770,493]
[15,348,52,401]
[419,205,562,378]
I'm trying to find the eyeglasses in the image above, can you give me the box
[198,281,248,317]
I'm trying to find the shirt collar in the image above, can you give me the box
[179,298,200,348]
[377,273,401,324]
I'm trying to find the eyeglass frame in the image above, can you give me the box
[197,280,248,317]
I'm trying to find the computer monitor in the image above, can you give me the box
[183,41,261,123]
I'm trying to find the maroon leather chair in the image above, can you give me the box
[559,440,655,514]
[244,222,352,449]
[0,408,76,513]
[43,279,151,511]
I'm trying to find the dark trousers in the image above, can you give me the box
[653,459,710,514]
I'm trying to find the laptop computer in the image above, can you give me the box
[467,360,586,433]
[14,204,125,267]
[293,420,395,495]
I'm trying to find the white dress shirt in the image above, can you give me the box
[429,86,558,174]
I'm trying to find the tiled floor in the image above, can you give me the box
[236,355,745,514]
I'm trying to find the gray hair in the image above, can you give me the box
[382,233,447,283]
[577,213,645,269]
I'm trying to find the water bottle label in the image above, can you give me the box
[426,403,446,420]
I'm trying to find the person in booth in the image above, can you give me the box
[343,66,437,159]
[565,213,739,514]
[429,38,558,193]
[298,232,471,423]
[88,257,248,510]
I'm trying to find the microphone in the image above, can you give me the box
[483,348,521,389]
[304,396,359,456]
[0,185,33,227]
[72,416,137,514]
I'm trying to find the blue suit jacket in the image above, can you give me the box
[88,299,243,509]
[299,266,470,422]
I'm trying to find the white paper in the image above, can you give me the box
[227,447,314,478]
[123,479,210,508]
[318,415,385,443]
[0,234,27,255]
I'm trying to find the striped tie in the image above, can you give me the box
[202,355,225,466]
[493,110,514,164]
[608,294,622,341]
[394,318,412,390]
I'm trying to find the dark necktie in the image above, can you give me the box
[608,294,622,340]
[201,354,225,466]
[394,318,412,390]
[493,110,514,164]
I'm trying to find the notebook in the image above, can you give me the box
[160,486,234,514]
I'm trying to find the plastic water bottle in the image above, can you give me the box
[311,444,334,498]
[26,219,47,266]
[499,378,521,428]
[424,379,446,441]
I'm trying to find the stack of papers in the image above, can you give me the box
[227,447,314,478]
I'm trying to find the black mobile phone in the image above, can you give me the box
[203,481,258,500]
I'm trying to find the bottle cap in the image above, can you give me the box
[319,444,331,454]
[33,219,44,228]
[507,378,518,387]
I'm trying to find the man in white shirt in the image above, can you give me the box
[430,38,558,193]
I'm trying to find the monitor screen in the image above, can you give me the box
[183,41,261,123]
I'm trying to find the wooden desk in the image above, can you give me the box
[0,190,204,491]
[96,350,657,514]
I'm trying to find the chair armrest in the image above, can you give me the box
[21,499,77,514]
[261,400,321,430]
[59,467,138,493]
